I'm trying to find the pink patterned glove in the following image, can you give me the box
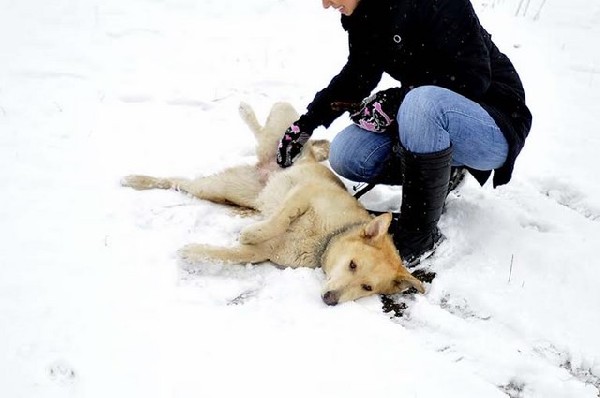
[276,120,314,168]
[350,88,405,133]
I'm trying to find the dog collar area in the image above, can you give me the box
[316,221,367,268]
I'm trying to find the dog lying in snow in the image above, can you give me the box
[121,102,424,305]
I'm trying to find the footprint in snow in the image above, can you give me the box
[47,360,77,383]
[534,177,600,221]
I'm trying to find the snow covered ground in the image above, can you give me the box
[1,0,599,396]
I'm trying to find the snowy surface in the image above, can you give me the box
[1,0,599,396]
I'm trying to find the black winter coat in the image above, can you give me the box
[301,0,532,187]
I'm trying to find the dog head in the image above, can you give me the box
[320,213,424,306]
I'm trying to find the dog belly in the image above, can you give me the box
[256,164,341,215]
[255,172,297,215]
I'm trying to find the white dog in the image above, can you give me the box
[121,102,424,305]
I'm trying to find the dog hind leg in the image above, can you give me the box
[121,175,219,201]
[121,175,190,191]
[183,166,263,208]
[238,102,263,136]
[122,165,264,208]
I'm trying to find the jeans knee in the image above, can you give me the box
[398,86,448,127]
[328,135,347,175]
[329,129,363,180]
[398,86,452,153]
[329,126,393,182]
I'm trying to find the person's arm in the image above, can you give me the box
[276,16,385,168]
[302,19,385,130]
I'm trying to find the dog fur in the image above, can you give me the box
[121,102,424,305]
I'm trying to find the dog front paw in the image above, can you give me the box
[239,223,270,245]
[178,243,209,263]
[121,175,167,190]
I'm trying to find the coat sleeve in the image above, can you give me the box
[302,20,385,130]
[423,0,491,101]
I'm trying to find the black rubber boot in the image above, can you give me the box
[392,146,453,267]
[376,142,404,186]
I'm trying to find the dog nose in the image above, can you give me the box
[322,290,339,306]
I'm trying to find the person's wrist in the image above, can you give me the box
[296,114,318,134]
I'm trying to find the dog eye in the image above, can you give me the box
[349,261,357,271]
[362,284,373,292]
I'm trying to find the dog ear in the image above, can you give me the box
[393,272,425,294]
[363,213,392,240]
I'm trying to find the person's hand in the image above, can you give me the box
[349,88,404,133]
[276,120,314,168]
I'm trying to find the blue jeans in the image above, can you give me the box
[329,86,509,183]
